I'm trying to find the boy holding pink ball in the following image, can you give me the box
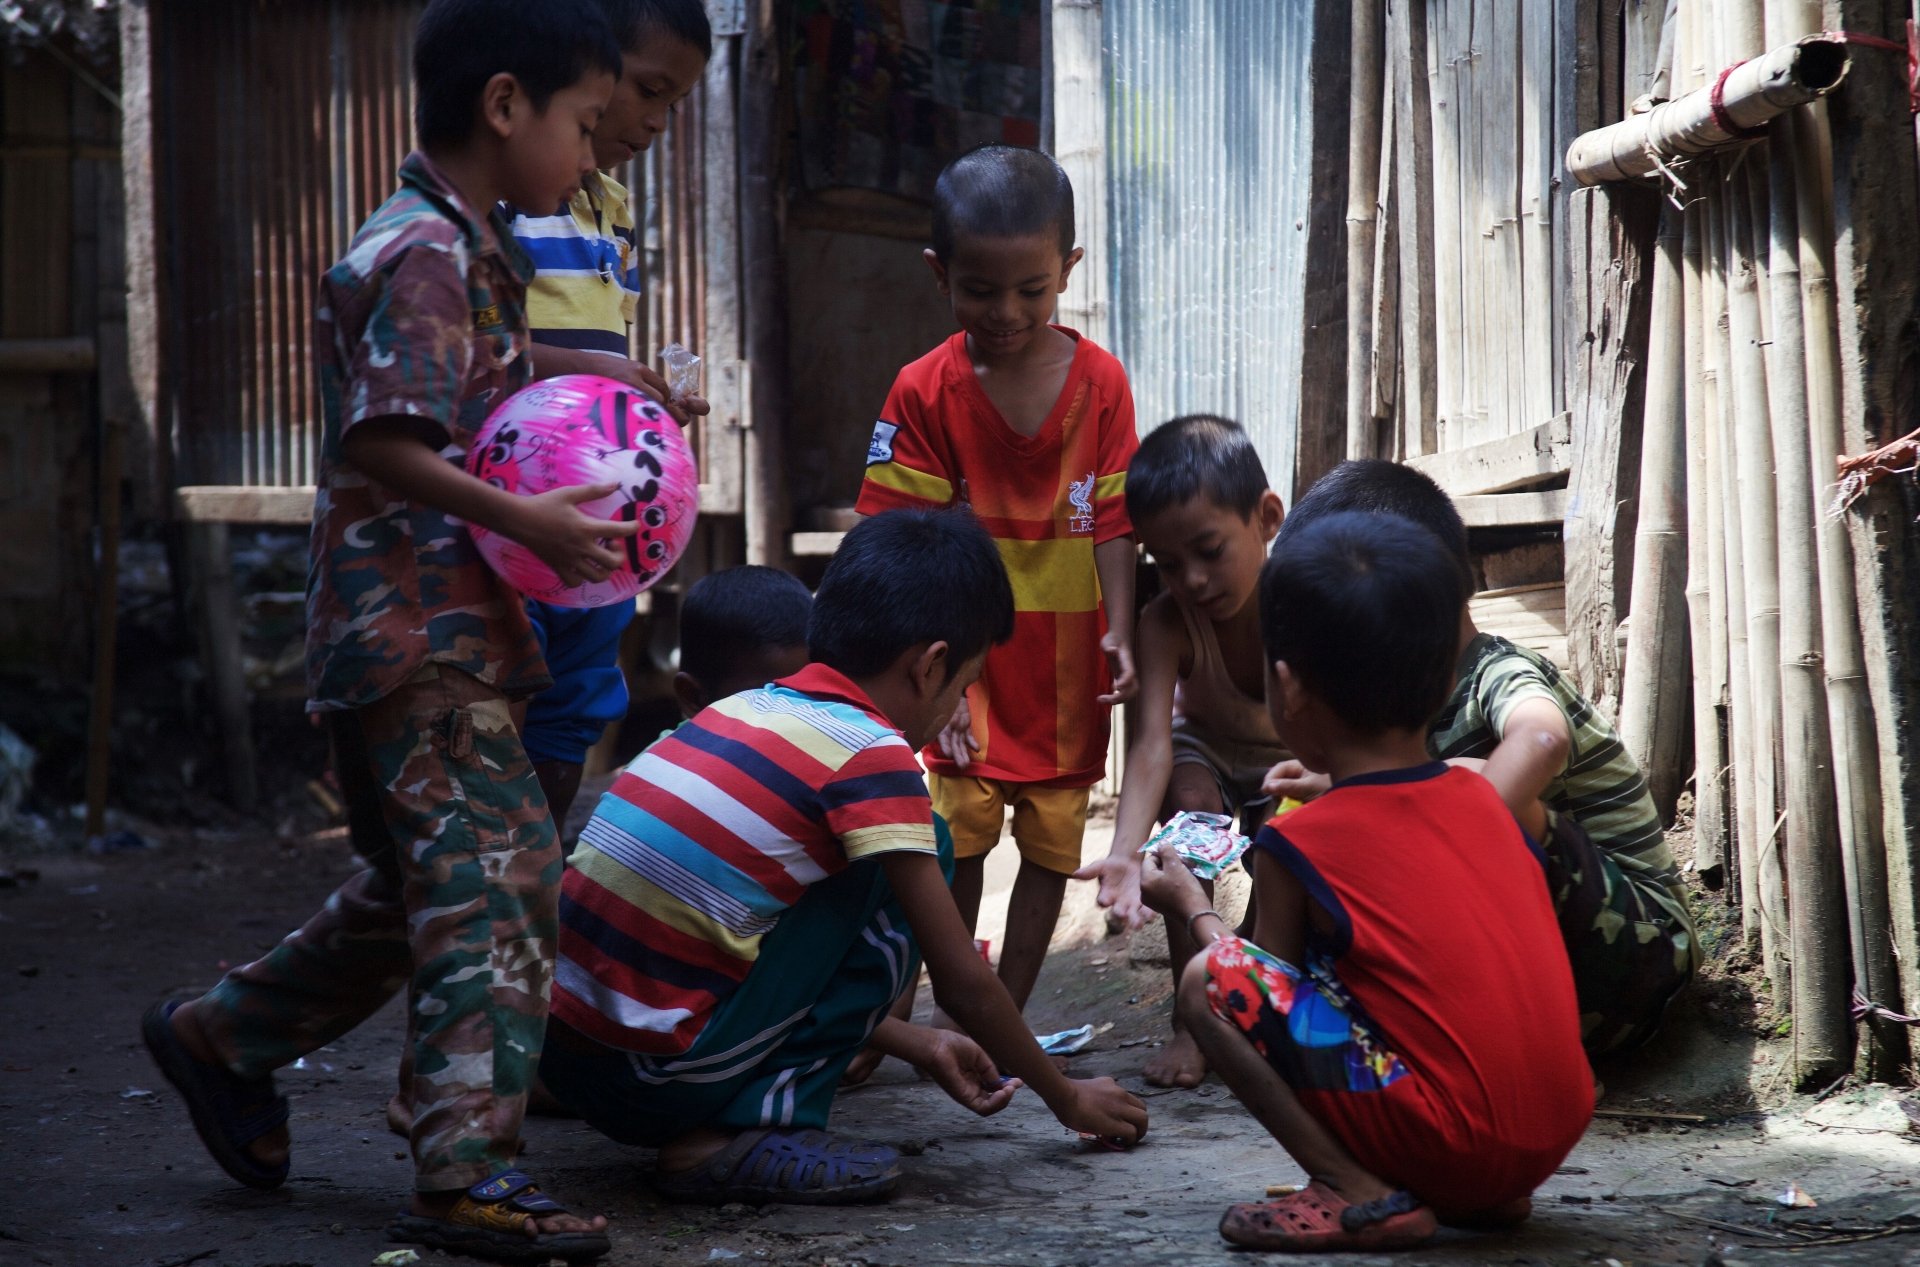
[143,1,631,1259]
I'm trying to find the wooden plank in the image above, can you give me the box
[121,0,167,508]
[790,530,845,558]
[1455,488,1570,528]
[1392,0,1438,457]
[1520,0,1556,439]
[1471,582,1570,669]
[1290,0,1352,501]
[699,6,745,516]
[176,485,315,524]
[1346,0,1385,460]
[1405,413,1571,494]
[740,0,787,567]
[1561,183,1657,717]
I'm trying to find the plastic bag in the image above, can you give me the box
[659,343,702,402]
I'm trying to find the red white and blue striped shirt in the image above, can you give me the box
[552,664,937,1054]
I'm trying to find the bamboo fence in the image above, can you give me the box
[1577,0,1911,1083]
[1349,0,1917,1086]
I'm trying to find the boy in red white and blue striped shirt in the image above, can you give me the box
[540,509,1148,1205]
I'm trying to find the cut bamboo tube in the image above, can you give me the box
[1793,95,1908,1077]
[1346,0,1384,460]
[1761,82,1850,1083]
[1566,35,1851,185]
[1726,142,1791,998]
[1619,203,1690,820]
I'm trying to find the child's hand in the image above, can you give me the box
[1097,631,1137,705]
[1137,843,1206,918]
[1071,854,1151,931]
[936,696,978,769]
[505,481,639,588]
[1262,759,1332,803]
[1055,1076,1149,1145]
[918,1029,1020,1118]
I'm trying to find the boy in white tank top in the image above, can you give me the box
[1075,415,1288,1088]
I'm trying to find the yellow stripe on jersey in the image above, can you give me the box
[866,460,954,506]
[1094,471,1127,501]
[571,846,767,962]
[998,537,1101,613]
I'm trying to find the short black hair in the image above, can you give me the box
[809,508,1015,682]
[931,145,1076,262]
[1277,459,1472,585]
[1127,414,1272,522]
[1260,511,1467,736]
[413,0,621,151]
[598,0,714,59]
[679,566,813,687]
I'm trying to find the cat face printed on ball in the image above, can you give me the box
[465,374,700,608]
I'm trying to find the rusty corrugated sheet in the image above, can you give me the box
[156,0,708,492]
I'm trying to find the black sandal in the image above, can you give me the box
[140,1000,290,1191]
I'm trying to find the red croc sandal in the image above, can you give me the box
[1218,1180,1437,1252]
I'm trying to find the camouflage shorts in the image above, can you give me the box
[1541,811,1696,1055]
[197,664,559,1191]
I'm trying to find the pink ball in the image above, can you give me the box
[465,374,699,608]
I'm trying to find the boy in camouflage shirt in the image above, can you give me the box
[1267,461,1697,1057]
[144,2,632,1260]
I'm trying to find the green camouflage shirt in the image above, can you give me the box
[1428,633,1694,939]
[305,152,550,711]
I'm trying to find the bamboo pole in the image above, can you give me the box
[1759,5,1850,1078]
[1619,202,1690,820]
[1566,35,1852,184]
[1719,0,1792,995]
[1682,198,1732,888]
[1709,188,1759,934]
[1793,93,1907,1077]
[1346,0,1384,460]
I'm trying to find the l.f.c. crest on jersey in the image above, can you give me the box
[1068,470,1097,534]
[867,420,899,466]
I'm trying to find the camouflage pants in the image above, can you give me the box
[195,665,559,1192]
[1542,812,1696,1056]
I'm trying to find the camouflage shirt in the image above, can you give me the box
[305,151,551,711]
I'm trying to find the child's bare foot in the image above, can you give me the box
[386,1092,412,1139]
[841,1044,886,1086]
[1143,1025,1208,1087]
[167,1001,292,1174]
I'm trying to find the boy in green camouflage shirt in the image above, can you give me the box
[1267,460,1697,1057]
[143,2,637,1261]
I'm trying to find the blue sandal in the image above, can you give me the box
[652,1128,901,1205]
[140,1000,290,1191]
[387,1169,610,1264]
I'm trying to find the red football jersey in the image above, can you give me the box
[856,329,1138,786]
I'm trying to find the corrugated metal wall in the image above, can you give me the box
[157,0,421,489]
[152,0,710,492]
[1103,0,1316,484]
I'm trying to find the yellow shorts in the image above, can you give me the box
[929,774,1091,876]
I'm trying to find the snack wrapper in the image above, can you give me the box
[1141,810,1250,880]
[659,343,702,402]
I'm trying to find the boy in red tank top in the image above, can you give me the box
[857,145,1139,1020]
[1141,511,1592,1253]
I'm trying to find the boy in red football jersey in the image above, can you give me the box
[1141,511,1592,1252]
[856,144,1138,1017]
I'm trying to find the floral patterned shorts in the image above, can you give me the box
[1203,934,1409,1093]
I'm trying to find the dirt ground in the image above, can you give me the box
[4,810,1920,1267]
